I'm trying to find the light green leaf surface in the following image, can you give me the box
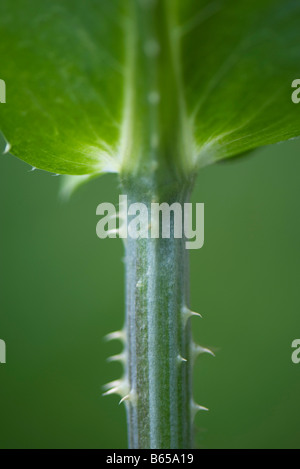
[179,0,300,168]
[0,0,125,175]
[0,0,300,179]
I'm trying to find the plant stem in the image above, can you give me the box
[121,181,197,449]
[103,0,210,449]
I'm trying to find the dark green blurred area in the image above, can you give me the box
[0,140,300,449]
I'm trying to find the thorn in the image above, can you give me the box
[182,306,202,325]
[52,173,61,177]
[102,380,122,391]
[119,389,137,406]
[29,166,36,172]
[195,404,209,413]
[190,311,202,319]
[102,379,130,401]
[104,330,125,343]
[3,142,11,154]
[192,343,215,360]
[191,401,209,420]
[119,394,131,405]
[102,386,120,397]
[177,354,187,364]
[107,353,126,364]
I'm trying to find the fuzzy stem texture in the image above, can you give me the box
[122,182,196,449]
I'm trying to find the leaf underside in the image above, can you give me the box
[0,0,300,182]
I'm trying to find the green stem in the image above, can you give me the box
[103,0,210,449]
[121,0,194,179]
[122,181,196,449]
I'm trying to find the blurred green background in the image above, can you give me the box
[0,139,300,449]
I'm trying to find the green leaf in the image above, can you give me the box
[179,0,300,168]
[0,0,125,175]
[1,0,300,179]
